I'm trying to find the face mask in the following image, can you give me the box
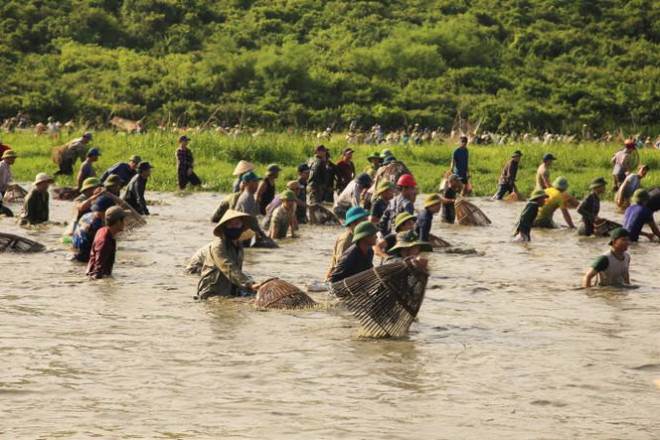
[224,227,243,240]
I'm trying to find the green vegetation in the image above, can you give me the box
[1,1,660,133]
[3,131,659,199]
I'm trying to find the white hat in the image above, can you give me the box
[34,173,53,185]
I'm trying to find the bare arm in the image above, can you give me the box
[582,268,598,287]
[372,238,389,259]
[561,208,575,228]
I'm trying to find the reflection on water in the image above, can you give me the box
[1,192,659,438]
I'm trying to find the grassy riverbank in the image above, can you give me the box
[3,131,660,199]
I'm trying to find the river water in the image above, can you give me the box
[1,190,659,439]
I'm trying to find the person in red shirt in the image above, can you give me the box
[0,139,11,158]
[86,206,128,279]
[335,148,355,194]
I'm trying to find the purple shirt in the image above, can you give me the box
[623,204,653,242]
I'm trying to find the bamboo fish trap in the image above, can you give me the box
[328,258,429,338]
[456,199,491,226]
[308,203,340,225]
[0,232,46,253]
[594,219,622,237]
[254,279,316,309]
[51,187,80,201]
[105,193,147,239]
[3,184,28,203]
[428,234,451,248]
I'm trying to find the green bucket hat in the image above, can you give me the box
[589,177,607,190]
[266,163,281,175]
[376,181,395,195]
[382,155,396,165]
[281,190,296,201]
[367,152,383,161]
[632,188,649,205]
[530,189,549,200]
[608,227,630,245]
[380,148,392,158]
[81,177,102,192]
[129,154,142,163]
[394,212,417,232]
[552,176,569,191]
[352,221,380,243]
[104,174,123,188]
[424,194,442,208]
[388,231,433,256]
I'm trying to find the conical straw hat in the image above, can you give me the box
[232,160,255,176]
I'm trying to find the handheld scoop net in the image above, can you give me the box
[105,193,147,239]
[328,258,429,338]
[255,278,317,309]
[456,199,491,226]
[0,232,46,253]
[308,203,340,225]
[3,184,28,203]
[594,219,622,237]
[51,187,80,201]
[428,234,451,248]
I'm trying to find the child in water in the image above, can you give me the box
[512,189,549,241]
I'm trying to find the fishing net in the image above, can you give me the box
[51,187,80,201]
[328,258,429,338]
[308,203,340,225]
[3,184,27,203]
[251,233,279,248]
[105,193,147,239]
[0,232,46,253]
[254,278,316,309]
[109,116,139,132]
[428,234,451,248]
[456,199,491,226]
[594,219,622,237]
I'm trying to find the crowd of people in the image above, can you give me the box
[1,131,659,300]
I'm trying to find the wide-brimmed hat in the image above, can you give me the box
[388,231,433,255]
[552,176,569,191]
[81,177,102,192]
[104,174,123,188]
[632,188,649,204]
[281,190,296,201]
[367,152,382,161]
[1,149,17,160]
[213,209,255,237]
[343,206,369,226]
[91,195,115,212]
[105,206,129,223]
[589,177,607,190]
[424,194,442,208]
[356,173,372,187]
[232,160,255,176]
[382,155,396,165]
[530,189,549,200]
[511,150,523,157]
[138,161,153,172]
[86,147,101,157]
[266,163,281,175]
[129,155,142,163]
[608,227,630,245]
[241,171,261,183]
[286,180,301,190]
[376,181,395,195]
[34,172,53,185]
[394,212,417,231]
[351,221,379,243]
[380,148,392,158]
[543,153,557,161]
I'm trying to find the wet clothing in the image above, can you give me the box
[176,147,200,189]
[72,213,103,262]
[577,193,600,236]
[512,200,542,240]
[647,187,660,212]
[186,243,211,275]
[534,187,566,228]
[86,226,116,279]
[328,244,374,284]
[415,207,434,242]
[20,188,49,225]
[197,238,253,300]
[381,194,415,235]
[259,178,276,216]
[370,197,389,232]
[452,147,469,180]
[323,161,337,203]
[335,158,355,193]
[623,204,654,242]
[101,162,136,185]
[72,193,92,224]
[57,138,88,175]
[327,228,353,277]
[535,163,550,190]
[0,160,13,193]
[211,192,240,223]
[236,190,258,217]
[77,160,96,190]
[307,156,327,205]
[334,180,365,215]
[296,178,308,224]
[616,174,642,205]
[591,250,630,287]
[269,205,293,239]
[123,174,149,215]
[441,187,456,224]
[494,159,519,199]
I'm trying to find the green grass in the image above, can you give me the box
[3,131,660,199]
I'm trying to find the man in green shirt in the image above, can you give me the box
[582,228,631,287]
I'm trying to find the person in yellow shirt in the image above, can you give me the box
[533,176,576,229]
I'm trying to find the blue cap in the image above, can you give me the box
[543,153,556,161]
[82,132,93,140]
[297,163,310,173]
[178,135,190,142]
[91,195,115,212]
[343,206,369,226]
[87,147,101,157]
[356,173,372,187]
[241,171,261,183]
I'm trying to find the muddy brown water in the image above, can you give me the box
[1,190,659,439]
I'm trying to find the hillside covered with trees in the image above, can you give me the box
[2,0,660,132]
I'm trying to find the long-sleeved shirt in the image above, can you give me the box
[415,207,433,242]
[513,200,542,239]
[335,159,355,192]
[72,213,103,262]
[381,194,415,235]
[123,174,149,215]
[334,180,364,210]
[86,227,116,279]
[0,161,12,193]
[176,147,194,176]
[328,244,374,284]
[577,193,600,236]
[197,238,253,299]
[211,192,241,223]
[20,188,49,224]
[235,190,258,217]
[327,228,353,277]
[498,159,519,186]
[101,162,136,184]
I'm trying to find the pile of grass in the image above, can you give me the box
[3,131,659,199]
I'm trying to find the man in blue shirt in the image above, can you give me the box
[450,136,470,195]
[623,189,660,242]
[101,155,141,185]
